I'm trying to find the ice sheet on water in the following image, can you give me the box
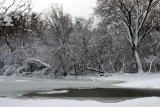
[36,90,69,95]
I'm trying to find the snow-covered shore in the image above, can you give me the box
[0,97,160,107]
[105,73,160,89]
[67,73,160,89]
[115,78,160,89]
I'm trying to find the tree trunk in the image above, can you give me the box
[62,65,67,76]
[134,49,144,73]
[74,65,78,76]
[148,56,155,73]
[109,58,116,73]
[98,63,101,74]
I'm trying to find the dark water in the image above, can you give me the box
[20,88,160,102]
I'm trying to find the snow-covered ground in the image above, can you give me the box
[71,73,160,89]
[0,97,160,107]
[105,73,160,89]
[98,73,160,82]
[115,78,160,89]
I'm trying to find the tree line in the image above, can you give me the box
[0,0,160,76]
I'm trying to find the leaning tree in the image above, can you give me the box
[95,0,160,73]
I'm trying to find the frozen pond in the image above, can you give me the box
[0,76,120,98]
[0,76,160,102]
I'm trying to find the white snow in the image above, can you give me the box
[98,73,160,89]
[36,90,69,94]
[96,73,160,82]
[2,7,7,10]
[15,80,29,82]
[115,78,160,89]
[0,97,159,107]
[4,64,21,76]
[28,58,51,68]
[65,73,160,89]
[3,16,13,26]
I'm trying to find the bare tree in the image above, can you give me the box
[46,4,73,76]
[95,0,160,73]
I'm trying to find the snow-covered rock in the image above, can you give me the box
[3,59,52,77]
[17,59,52,77]
[4,64,21,76]
[25,59,51,71]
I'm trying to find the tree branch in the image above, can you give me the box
[3,0,15,15]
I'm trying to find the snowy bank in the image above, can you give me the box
[64,73,160,81]
[97,73,160,82]
[63,73,160,89]
[0,97,160,107]
[101,73,160,89]
[115,78,160,89]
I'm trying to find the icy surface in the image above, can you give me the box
[0,97,159,107]
[36,90,69,94]
[0,78,3,82]
[15,80,29,82]
[0,76,119,97]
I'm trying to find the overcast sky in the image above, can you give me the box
[4,0,97,18]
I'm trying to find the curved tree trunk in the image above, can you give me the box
[134,49,144,73]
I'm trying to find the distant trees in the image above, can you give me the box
[0,0,32,51]
[70,17,103,75]
[95,0,160,73]
[0,0,48,67]
[1,0,160,77]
